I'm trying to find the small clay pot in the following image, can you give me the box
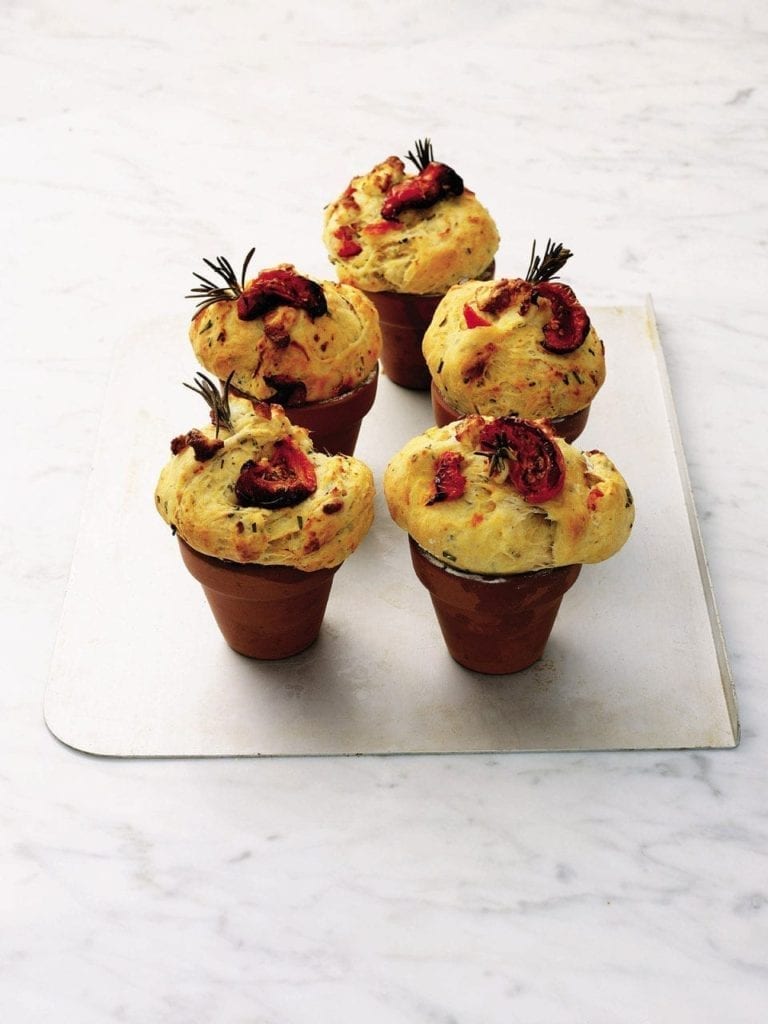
[286,365,378,455]
[361,291,441,390]
[430,381,591,444]
[409,537,581,675]
[361,262,496,391]
[179,539,340,659]
[230,366,378,456]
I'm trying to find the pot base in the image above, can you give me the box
[179,539,340,659]
[409,537,581,675]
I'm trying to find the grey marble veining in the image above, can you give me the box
[2,1,767,1020]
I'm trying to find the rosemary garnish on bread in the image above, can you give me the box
[182,371,234,436]
[383,138,463,220]
[525,239,573,283]
[186,248,256,312]
[406,137,435,172]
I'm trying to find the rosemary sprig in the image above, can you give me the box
[405,137,434,172]
[475,432,517,477]
[183,371,234,437]
[525,239,573,283]
[478,448,510,478]
[186,247,256,312]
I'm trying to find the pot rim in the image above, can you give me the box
[430,379,590,432]
[228,363,379,411]
[409,536,577,584]
[359,260,497,299]
[178,536,341,579]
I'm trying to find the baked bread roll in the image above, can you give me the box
[424,244,605,423]
[156,395,375,571]
[322,141,499,295]
[384,415,634,575]
[188,258,381,405]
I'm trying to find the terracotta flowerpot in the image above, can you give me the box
[288,365,378,454]
[361,262,496,391]
[229,365,378,456]
[430,381,591,444]
[409,537,581,675]
[361,291,441,390]
[179,539,340,659]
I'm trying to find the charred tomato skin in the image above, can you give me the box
[478,417,565,504]
[234,438,318,509]
[381,162,464,221]
[237,268,328,321]
[533,282,590,353]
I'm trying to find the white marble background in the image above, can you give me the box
[2,1,767,1020]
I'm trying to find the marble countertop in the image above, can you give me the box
[3,1,766,1020]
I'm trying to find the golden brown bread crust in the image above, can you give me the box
[384,416,634,574]
[423,278,606,420]
[155,399,375,570]
[322,157,499,295]
[188,267,381,404]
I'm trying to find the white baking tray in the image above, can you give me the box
[44,302,738,756]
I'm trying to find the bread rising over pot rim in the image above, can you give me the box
[423,277,606,421]
[189,266,382,405]
[384,415,634,575]
[155,398,375,571]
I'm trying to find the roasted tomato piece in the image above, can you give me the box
[533,282,590,353]
[339,185,360,211]
[587,486,604,511]
[362,219,404,235]
[381,162,464,220]
[235,438,317,509]
[333,225,363,258]
[461,343,496,383]
[479,279,530,317]
[478,417,565,503]
[263,375,307,408]
[426,451,466,505]
[237,268,327,321]
[463,304,491,329]
[170,428,224,462]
